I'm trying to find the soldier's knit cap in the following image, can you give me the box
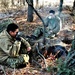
[49,10,55,14]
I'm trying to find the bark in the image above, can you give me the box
[59,0,63,16]
[73,0,75,10]
[27,0,33,22]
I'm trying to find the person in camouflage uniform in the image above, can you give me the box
[0,23,31,68]
[29,10,62,40]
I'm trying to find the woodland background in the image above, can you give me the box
[0,0,75,75]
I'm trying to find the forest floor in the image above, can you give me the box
[0,6,75,75]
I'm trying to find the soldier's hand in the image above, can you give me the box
[48,30,53,34]
[27,47,31,51]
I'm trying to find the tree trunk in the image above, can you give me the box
[27,0,33,22]
[23,0,26,5]
[72,0,75,16]
[73,0,75,10]
[11,0,14,5]
[59,0,63,16]
[18,0,21,5]
[35,0,38,8]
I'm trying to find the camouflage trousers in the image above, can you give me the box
[5,56,25,68]
[4,43,30,69]
[32,27,54,39]
[33,27,43,38]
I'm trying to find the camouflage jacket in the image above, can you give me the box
[0,30,31,63]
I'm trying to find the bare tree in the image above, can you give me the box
[72,0,75,15]
[27,0,33,22]
[11,0,14,5]
[59,0,63,16]
[35,0,38,8]
[73,0,75,10]
[23,0,26,5]
[18,0,21,5]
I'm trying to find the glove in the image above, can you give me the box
[22,54,29,63]
[16,37,21,41]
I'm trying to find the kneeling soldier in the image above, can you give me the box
[0,23,31,68]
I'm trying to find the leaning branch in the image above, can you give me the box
[26,0,46,45]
